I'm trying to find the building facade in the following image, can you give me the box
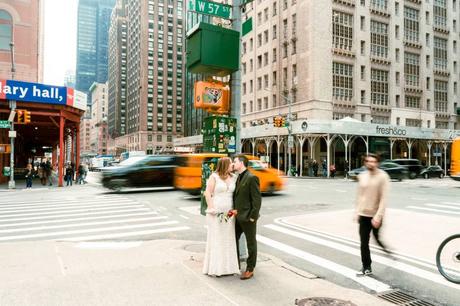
[76,0,116,96]
[0,0,44,82]
[111,0,185,154]
[108,0,127,140]
[89,82,108,155]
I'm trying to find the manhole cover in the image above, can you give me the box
[295,297,357,306]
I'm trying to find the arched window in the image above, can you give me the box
[0,10,12,50]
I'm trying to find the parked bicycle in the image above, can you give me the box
[436,234,460,284]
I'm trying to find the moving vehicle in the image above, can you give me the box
[174,153,284,195]
[120,151,146,162]
[436,233,460,284]
[389,159,423,179]
[347,162,408,181]
[451,137,460,181]
[420,165,445,179]
[101,155,177,191]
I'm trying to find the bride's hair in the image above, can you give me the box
[215,157,231,179]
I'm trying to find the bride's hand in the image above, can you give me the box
[206,207,217,215]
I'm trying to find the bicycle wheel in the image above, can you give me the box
[436,234,460,284]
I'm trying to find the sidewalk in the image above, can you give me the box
[0,239,391,306]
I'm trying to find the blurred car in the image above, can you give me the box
[420,165,445,179]
[389,159,423,179]
[174,153,284,195]
[347,162,408,181]
[101,155,177,191]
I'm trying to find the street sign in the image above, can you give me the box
[8,131,16,138]
[433,153,442,157]
[0,120,10,129]
[288,135,294,148]
[242,18,253,36]
[188,0,232,20]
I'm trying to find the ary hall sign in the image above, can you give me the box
[0,79,86,111]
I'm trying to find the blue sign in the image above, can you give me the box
[0,79,68,106]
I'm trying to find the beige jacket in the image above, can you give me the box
[356,168,390,222]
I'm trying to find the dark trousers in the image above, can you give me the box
[235,219,257,272]
[359,216,388,269]
[26,177,32,188]
[66,175,73,186]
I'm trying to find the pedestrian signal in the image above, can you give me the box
[24,111,31,124]
[194,81,230,114]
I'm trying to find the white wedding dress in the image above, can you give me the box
[202,173,240,276]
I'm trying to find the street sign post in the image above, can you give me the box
[188,0,232,19]
[0,120,11,129]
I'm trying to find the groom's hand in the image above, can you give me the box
[231,210,238,216]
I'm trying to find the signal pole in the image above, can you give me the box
[8,41,16,189]
[231,0,242,153]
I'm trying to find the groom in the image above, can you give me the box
[232,154,262,280]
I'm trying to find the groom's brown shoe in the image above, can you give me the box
[240,271,254,280]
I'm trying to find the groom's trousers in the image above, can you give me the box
[235,219,257,272]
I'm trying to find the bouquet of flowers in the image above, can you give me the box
[217,210,235,223]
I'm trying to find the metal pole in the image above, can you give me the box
[287,94,292,176]
[8,41,16,189]
[231,0,242,153]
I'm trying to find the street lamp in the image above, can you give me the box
[265,88,293,176]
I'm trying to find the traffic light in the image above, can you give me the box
[273,116,279,127]
[280,117,286,127]
[16,110,24,123]
[24,111,31,124]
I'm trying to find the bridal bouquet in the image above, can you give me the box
[217,210,235,223]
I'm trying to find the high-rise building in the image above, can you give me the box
[108,0,128,139]
[64,69,76,88]
[89,82,109,155]
[111,0,185,153]
[76,0,116,97]
[0,0,44,82]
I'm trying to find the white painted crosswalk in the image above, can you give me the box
[407,201,460,216]
[0,194,189,242]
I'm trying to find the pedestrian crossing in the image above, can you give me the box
[407,201,460,216]
[0,194,189,242]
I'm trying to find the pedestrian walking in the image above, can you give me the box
[24,163,34,189]
[312,160,318,177]
[45,159,53,186]
[65,163,74,186]
[330,164,336,178]
[322,160,327,177]
[355,153,392,276]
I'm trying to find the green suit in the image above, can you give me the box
[233,170,262,272]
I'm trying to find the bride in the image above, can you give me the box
[202,157,240,276]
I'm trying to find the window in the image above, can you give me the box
[0,10,13,50]
[434,36,448,70]
[396,95,400,107]
[157,135,162,142]
[405,96,420,108]
[395,48,400,62]
[404,6,419,43]
[272,71,277,85]
[361,40,365,55]
[332,62,353,100]
[371,69,389,106]
[404,52,420,87]
[435,80,448,112]
[427,77,431,90]
[273,1,277,16]
[292,14,296,35]
[436,121,448,129]
[273,48,277,62]
[361,65,365,80]
[396,71,400,85]
[406,118,422,127]
[434,0,447,29]
[273,25,277,39]
[332,11,353,51]
[361,90,366,104]
[371,0,388,11]
[360,16,365,30]
[370,20,389,58]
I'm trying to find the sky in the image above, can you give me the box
[43,0,78,86]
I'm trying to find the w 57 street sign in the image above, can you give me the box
[188,0,232,20]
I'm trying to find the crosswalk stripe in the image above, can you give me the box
[442,202,460,206]
[0,216,168,234]
[0,197,134,207]
[60,226,190,242]
[264,224,460,290]
[426,204,460,210]
[257,234,392,293]
[407,206,460,215]
[0,212,159,228]
[0,200,140,212]
[0,207,151,223]
[0,220,179,241]
[0,196,132,206]
[0,204,146,219]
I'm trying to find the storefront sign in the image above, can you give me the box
[375,125,407,136]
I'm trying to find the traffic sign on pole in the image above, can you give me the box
[188,0,232,19]
[0,120,11,129]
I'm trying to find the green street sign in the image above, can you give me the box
[242,17,253,36]
[0,120,10,129]
[189,0,232,20]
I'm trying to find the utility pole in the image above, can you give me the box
[8,41,16,189]
[231,0,242,153]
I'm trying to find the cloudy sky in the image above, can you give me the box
[43,0,78,86]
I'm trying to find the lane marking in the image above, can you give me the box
[442,202,460,206]
[335,189,347,193]
[407,206,460,215]
[0,196,131,206]
[179,206,201,216]
[179,215,190,220]
[257,234,392,293]
[0,212,159,228]
[0,204,146,219]
[0,208,151,223]
[0,221,179,241]
[0,216,168,234]
[265,224,460,290]
[0,198,137,209]
[60,226,190,242]
[0,201,141,213]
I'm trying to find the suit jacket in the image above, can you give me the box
[233,170,262,222]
